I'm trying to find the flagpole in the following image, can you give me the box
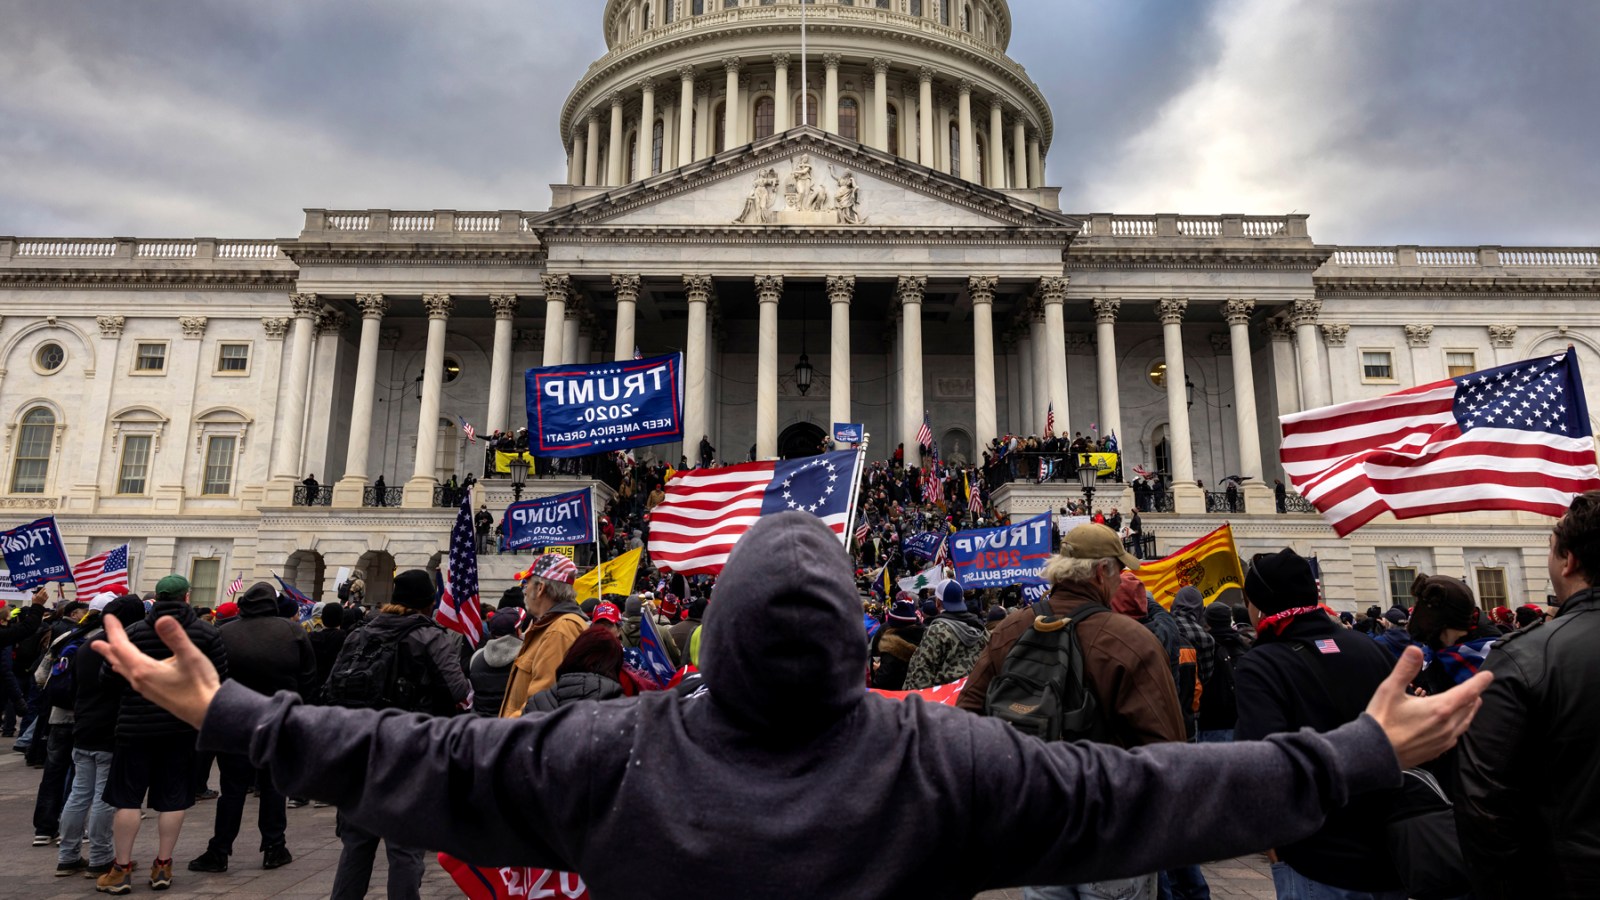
[841,435,869,559]
[800,0,808,126]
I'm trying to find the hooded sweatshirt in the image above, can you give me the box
[197,511,1403,900]
[219,583,319,700]
[469,634,523,716]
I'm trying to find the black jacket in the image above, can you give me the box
[333,611,471,716]
[71,631,119,752]
[107,601,229,743]
[308,627,348,694]
[0,603,45,656]
[1233,612,1400,891]
[1197,627,1249,731]
[523,672,623,715]
[468,634,522,716]
[218,585,318,700]
[1457,586,1600,899]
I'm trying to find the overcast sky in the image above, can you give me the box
[2,0,1595,246]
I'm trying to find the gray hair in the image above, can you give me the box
[1041,554,1109,587]
[531,575,576,607]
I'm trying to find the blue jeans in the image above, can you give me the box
[59,748,115,867]
[1023,874,1158,900]
[1160,866,1210,899]
[1270,862,1407,900]
[1197,729,1234,743]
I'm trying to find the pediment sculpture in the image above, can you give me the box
[735,153,866,226]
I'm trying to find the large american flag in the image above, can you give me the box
[922,468,942,504]
[647,450,865,575]
[435,493,484,645]
[916,411,933,451]
[1281,351,1600,536]
[72,545,129,596]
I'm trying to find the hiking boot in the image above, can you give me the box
[32,832,55,846]
[96,861,134,894]
[186,849,227,873]
[149,857,173,890]
[262,845,293,870]
[86,862,112,878]
[56,857,88,876]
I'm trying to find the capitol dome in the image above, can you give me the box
[560,0,1053,190]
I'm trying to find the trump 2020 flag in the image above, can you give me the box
[1280,351,1600,536]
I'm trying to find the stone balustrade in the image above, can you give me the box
[302,209,528,239]
[1075,213,1309,240]
[1326,245,1600,270]
[2,238,282,262]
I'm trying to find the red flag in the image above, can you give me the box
[437,854,589,900]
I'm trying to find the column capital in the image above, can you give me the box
[896,275,927,305]
[1404,324,1433,348]
[918,66,936,84]
[1289,298,1322,327]
[96,315,125,338]
[822,53,842,70]
[1222,298,1256,325]
[422,293,454,320]
[1321,323,1350,346]
[1263,317,1295,342]
[721,56,743,74]
[679,65,697,81]
[289,292,320,318]
[315,310,347,336]
[771,53,790,69]
[542,273,572,303]
[1037,276,1069,305]
[1157,298,1188,325]
[611,274,641,302]
[1488,324,1518,348]
[967,275,998,305]
[356,292,389,319]
[1092,297,1121,324]
[262,317,290,340]
[825,275,856,304]
[489,294,520,320]
[957,79,975,97]
[609,91,626,109]
[587,108,604,126]
[754,275,784,304]
[635,77,657,94]
[683,274,713,303]
[871,57,891,75]
[179,316,208,339]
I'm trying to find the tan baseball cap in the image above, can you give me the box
[1060,523,1141,571]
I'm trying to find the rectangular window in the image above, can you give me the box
[1446,351,1476,379]
[202,436,236,495]
[1387,566,1417,607]
[189,558,220,608]
[1362,350,1394,381]
[217,343,251,373]
[135,343,167,372]
[117,435,152,495]
[1476,567,1508,610]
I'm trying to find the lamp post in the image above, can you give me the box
[1077,453,1096,512]
[1185,375,1195,410]
[508,456,529,503]
[794,352,813,396]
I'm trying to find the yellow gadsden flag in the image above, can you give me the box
[576,547,643,604]
[1134,523,1245,609]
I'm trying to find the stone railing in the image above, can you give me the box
[1326,246,1600,270]
[1076,214,1310,240]
[5,238,281,262]
[303,210,528,238]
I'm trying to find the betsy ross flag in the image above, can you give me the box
[72,545,129,596]
[457,416,476,444]
[436,493,485,645]
[916,411,934,451]
[1281,351,1600,536]
[648,450,864,575]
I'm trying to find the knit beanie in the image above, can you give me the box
[1204,601,1235,629]
[319,602,344,629]
[1243,549,1319,616]
[392,569,435,611]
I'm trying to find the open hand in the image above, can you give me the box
[92,615,221,730]
[1366,645,1491,769]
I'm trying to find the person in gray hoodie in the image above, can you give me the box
[468,610,523,716]
[92,511,1491,900]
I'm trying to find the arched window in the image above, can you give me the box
[643,3,653,28]
[974,134,986,183]
[910,0,923,16]
[939,0,951,26]
[664,0,674,23]
[690,108,697,154]
[794,93,818,127]
[886,103,900,153]
[651,119,665,174]
[627,133,639,180]
[692,0,704,15]
[754,95,775,139]
[949,122,961,175]
[713,103,726,153]
[838,97,858,140]
[10,407,55,494]
[962,2,971,31]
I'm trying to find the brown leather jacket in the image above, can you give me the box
[956,581,1186,748]
[499,601,588,718]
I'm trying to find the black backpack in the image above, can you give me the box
[322,617,430,710]
[984,605,1112,743]
[1198,637,1240,727]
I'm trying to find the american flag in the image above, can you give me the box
[436,493,485,645]
[634,345,643,360]
[225,573,244,600]
[457,416,477,444]
[647,450,865,575]
[966,472,983,514]
[922,468,942,504]
[1313,638,1341,655]
[1281,352,1600,536]
[916,411,933,451]
[72,545,129,596]
[854,521,869,546]
[1045,402,1055,435]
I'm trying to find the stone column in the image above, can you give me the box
[1093,298,1123,447]
[872,58,890,150]
[1158,299,1195,484]
[1224,299,1273,512]
[486,294,518,434]
[584,112,602,186]
[823,54,841,134]
[969,276,999,451]
[682,276,712,464]
[677,67,695,162]
[827,276,854,432]
[755,275,783,459]
[987,99,1005,187]
[66,316,128,508]
[1291,299,1329,408]
[404,293,453,508]
[694,82,712,159]
[1266,317,1300,417]
[1011,112,1027,189]
[576,323,593,366]
[1040,277,1070,435]
[333,294,389,507]
[606,92,626,186]
[612,275,640,361]
[568,134,583,184]
[563,303,583,365]
[271,293,320,482]
[957,81,976,182]
[541,275,569,366]
[1028,305,1047,434]
[1016,329,1035,436]
[1026,131,1042,188]
[635,79,656,181]
[897,276,927,455]
[918,68,935,168]
[772,55,791,131]
[722,57,741,150]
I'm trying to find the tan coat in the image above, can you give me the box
[499,603,588,717]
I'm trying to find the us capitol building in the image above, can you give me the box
[2,0,1596,607]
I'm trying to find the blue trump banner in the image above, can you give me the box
[527,353,683,458]
[949,512,1054,590]
[505,488,595,551]
[833,422,864,444]
[0,516,72,590]
[901,531,944,562]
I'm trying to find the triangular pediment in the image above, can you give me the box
[530,127,1076,234]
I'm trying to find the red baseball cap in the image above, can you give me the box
[592,601,621,625]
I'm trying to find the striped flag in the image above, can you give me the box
[966,472,983,514]
[458,416,476,444]
[72,545,129,596]
[647,450,865,575]
[225,573,244,600]
[436,492,485,645]
[1133,523,1245,609]
[1313,638,1341,655]
[922,468,942,504]
[916,411,934,451]
[854,521,869,546]
[1280,351,1600,536]
[1046,402,1055,435]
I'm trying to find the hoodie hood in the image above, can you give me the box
[1173,586,1204,622]
[701,511,866,735]
[236,582,280,619]
[479,633,523,668]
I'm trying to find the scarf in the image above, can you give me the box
[1254,605,1327,640]
[1429,635,1497,686]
